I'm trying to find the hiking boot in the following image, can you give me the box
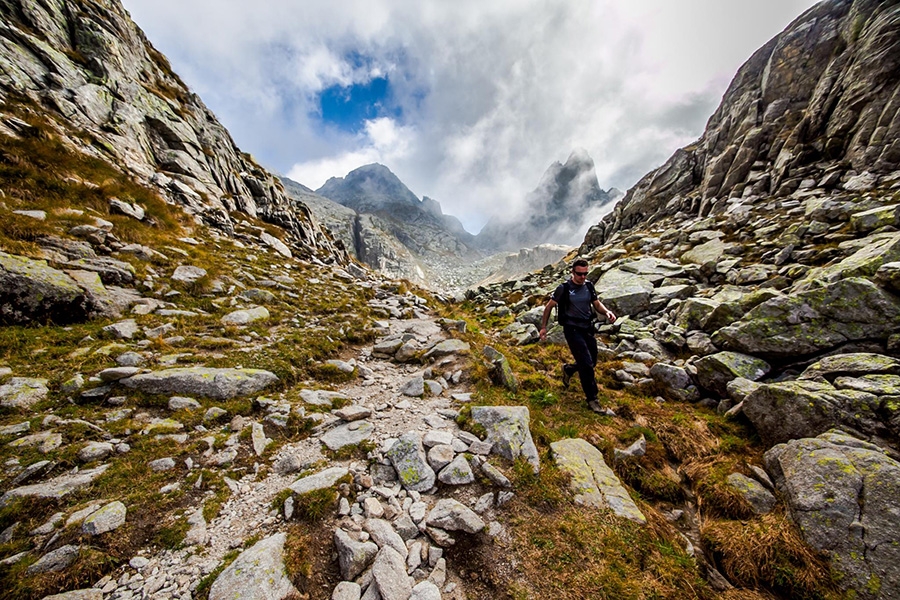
[588,401,616,417]
[562,365,572,389]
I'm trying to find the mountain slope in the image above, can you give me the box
[583,0,900,250]
[0,0,343,262]
[465,3,900,598]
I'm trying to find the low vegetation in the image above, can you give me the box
[438,300,841,599]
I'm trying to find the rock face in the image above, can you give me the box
[0,0,345,263]
[583,0,900,249]
[478,149,620,251]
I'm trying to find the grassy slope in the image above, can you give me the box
[439,304,840,600]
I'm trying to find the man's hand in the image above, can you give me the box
[539,326,547,341]
[605,310,616,323]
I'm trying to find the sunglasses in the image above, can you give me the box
[573,271,588,276]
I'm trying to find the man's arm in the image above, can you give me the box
[593,299,616,323]
[539,299,557,340]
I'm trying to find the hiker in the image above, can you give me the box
[539,259,616,414]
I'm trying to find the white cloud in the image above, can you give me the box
[286,117,417,190]
[122,0,820,234]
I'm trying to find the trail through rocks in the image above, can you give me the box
[95,305,500,600]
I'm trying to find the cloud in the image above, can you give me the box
[286,117,415,190]
[122,0,819,234]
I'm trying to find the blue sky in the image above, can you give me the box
[121,0,820,234]
[319,76,394,133]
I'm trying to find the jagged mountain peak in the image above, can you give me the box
[316,162,420,211]
[476,148,616,251]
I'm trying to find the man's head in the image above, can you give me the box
[571,259,589,281]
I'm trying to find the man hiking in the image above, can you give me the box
[539,259,616,415]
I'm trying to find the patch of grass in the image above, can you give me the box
[283,521,343,594]
[0,546,118,600]
[502,501,711,599]
[556,424,579,438]
[0,100,185,255]
[683,458,755,520]
[619,425,658,444]
[291,488,339,522]
[616,462,685,503]
[510,458,569,511]
[528,389,557,408]
[271,488,293,512]
[153,514,190,549]
[311,363,356,383]
[201,470,232,523]
[324,439,376,461]
[702,513,840,599]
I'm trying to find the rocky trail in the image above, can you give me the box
[75,300,507,600]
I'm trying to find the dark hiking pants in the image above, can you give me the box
[563,325,598,402]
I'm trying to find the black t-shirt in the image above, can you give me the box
[553,280,597,327]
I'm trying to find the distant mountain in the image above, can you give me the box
[476,149,619,251]
[284,165,486,290]
[316,164,420,212]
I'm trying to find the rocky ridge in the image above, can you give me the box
[585,0,900,249]
[0,0,344,263]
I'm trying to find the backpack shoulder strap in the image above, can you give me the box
[555,281,571,324]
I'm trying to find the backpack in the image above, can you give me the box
[555,280,598,326]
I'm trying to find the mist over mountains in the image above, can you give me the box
[282,151,619,289]
[476,148,622,251]
[279,155,617,290]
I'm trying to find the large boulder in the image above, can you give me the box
[386,432,436,492]
[712,278,900,360]
[208,533,299,600]
[694,351,770,397]
[765,431,900,600]
[120,367,278,399]
[550,438,646,523]
[471,406,540,473]
[0,377,49,409]
[798,353,900,383]
[595,268,654,316]
[0,251,91,324]
[288,466,349,495]
[743,379,889,448]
